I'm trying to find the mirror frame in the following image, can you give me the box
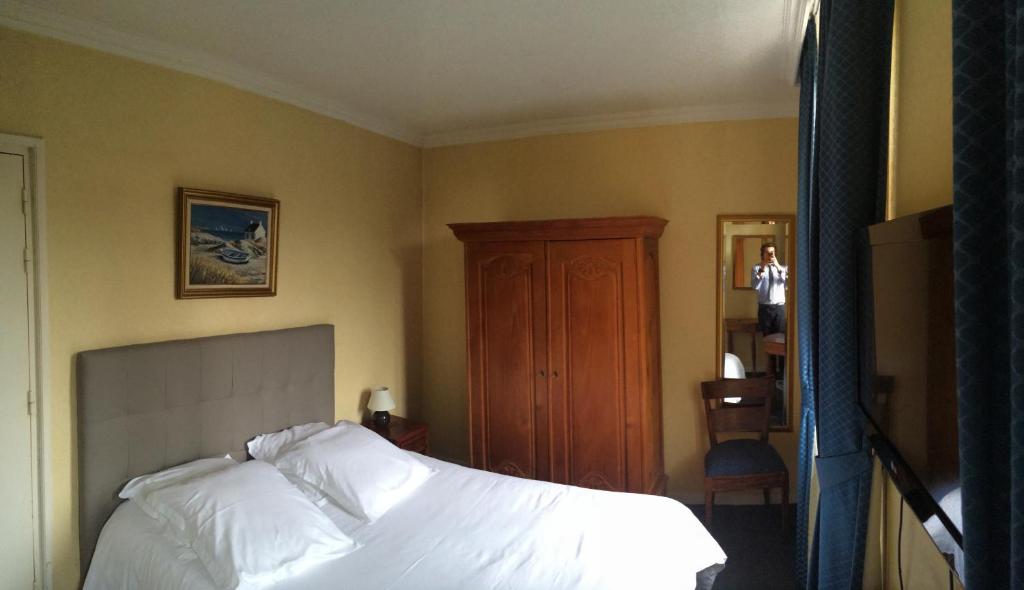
[715,213,796,431]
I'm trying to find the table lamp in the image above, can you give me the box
[368,386,396,428]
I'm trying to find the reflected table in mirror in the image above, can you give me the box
[764,333,785,377]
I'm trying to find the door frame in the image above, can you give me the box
[1,132,51,590]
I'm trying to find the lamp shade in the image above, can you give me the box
[367,387,396,412]
[722,353,744,404]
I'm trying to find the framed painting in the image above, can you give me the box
[176,187,280,298]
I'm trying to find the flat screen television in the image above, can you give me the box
[859,205,961,574]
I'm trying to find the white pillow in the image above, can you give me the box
[273,421,435,522]
[144,460,359,590]
[246,421,329,461]
[119,457,237,523]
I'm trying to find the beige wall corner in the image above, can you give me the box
[421,118,800,503]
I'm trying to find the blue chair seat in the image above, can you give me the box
[705,438,786,477]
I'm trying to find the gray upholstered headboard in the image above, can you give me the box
[77,324,336,571]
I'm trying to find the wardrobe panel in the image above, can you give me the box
[642,237,667,494]
[465,241,548,479]
[549,239,640,491]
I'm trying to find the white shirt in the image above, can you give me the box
[752,263,787,305]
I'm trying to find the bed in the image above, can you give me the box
[78,325,726,589]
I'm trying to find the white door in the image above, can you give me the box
[0,149,37,588]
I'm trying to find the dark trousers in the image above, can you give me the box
[757,303,786,336]
[758,303,786,377]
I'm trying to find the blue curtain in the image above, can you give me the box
[801,1,893,588]
[952,2,1024,588]
[795,18,818,590]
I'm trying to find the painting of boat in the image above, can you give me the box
[178,187,279,298]
[218,247,251,264]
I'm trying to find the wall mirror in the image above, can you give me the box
[715,214,796,430]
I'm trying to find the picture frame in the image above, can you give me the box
[176,187,280,298]
[731,234,777,289]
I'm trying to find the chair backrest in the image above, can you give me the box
[701,377,775,446]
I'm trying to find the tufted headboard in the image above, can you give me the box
[76,324,336,571]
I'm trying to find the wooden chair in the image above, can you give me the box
[701,377,788,529]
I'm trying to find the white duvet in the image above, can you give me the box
[86,454,726,590]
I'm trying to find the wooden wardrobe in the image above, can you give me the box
[450,216,667,495]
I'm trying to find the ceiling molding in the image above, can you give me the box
[1,0,800,150]
[781,0,817,84]
[422,101,797,148]
[0,1,426,146]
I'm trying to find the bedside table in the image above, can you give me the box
[362,416,430,455]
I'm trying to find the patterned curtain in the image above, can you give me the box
[804,1,893,588]
[952,2,1024,588]
[795,18,818,590]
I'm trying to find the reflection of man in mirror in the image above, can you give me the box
[752,242,787,337]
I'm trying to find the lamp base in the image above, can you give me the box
[372,410,391,428]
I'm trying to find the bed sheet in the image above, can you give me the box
[85,454,726,590]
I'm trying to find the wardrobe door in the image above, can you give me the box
[465,241,549,480]
[548,239,642,492]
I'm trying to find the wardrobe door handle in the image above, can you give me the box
[539,369,546,377]
[552,371,559,378]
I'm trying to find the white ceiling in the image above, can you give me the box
[1,0,806,146]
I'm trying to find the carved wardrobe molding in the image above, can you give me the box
[450,216,668,494]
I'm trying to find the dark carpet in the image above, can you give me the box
[688,504,797,590]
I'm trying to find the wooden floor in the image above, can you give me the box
[688,504,797,590]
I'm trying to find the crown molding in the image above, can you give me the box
[0,1,426,146]
[1,0,801,150]
[422,101,797,148]
[782,0,818,84]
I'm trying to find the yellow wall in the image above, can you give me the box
[865,459,963,590]
[890,0,953,217]
[0,28,423,588]
[421,119,800,502]
[865,460,965,590]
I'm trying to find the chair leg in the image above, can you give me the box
[781,480,789,531]
[704,489,713,527]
